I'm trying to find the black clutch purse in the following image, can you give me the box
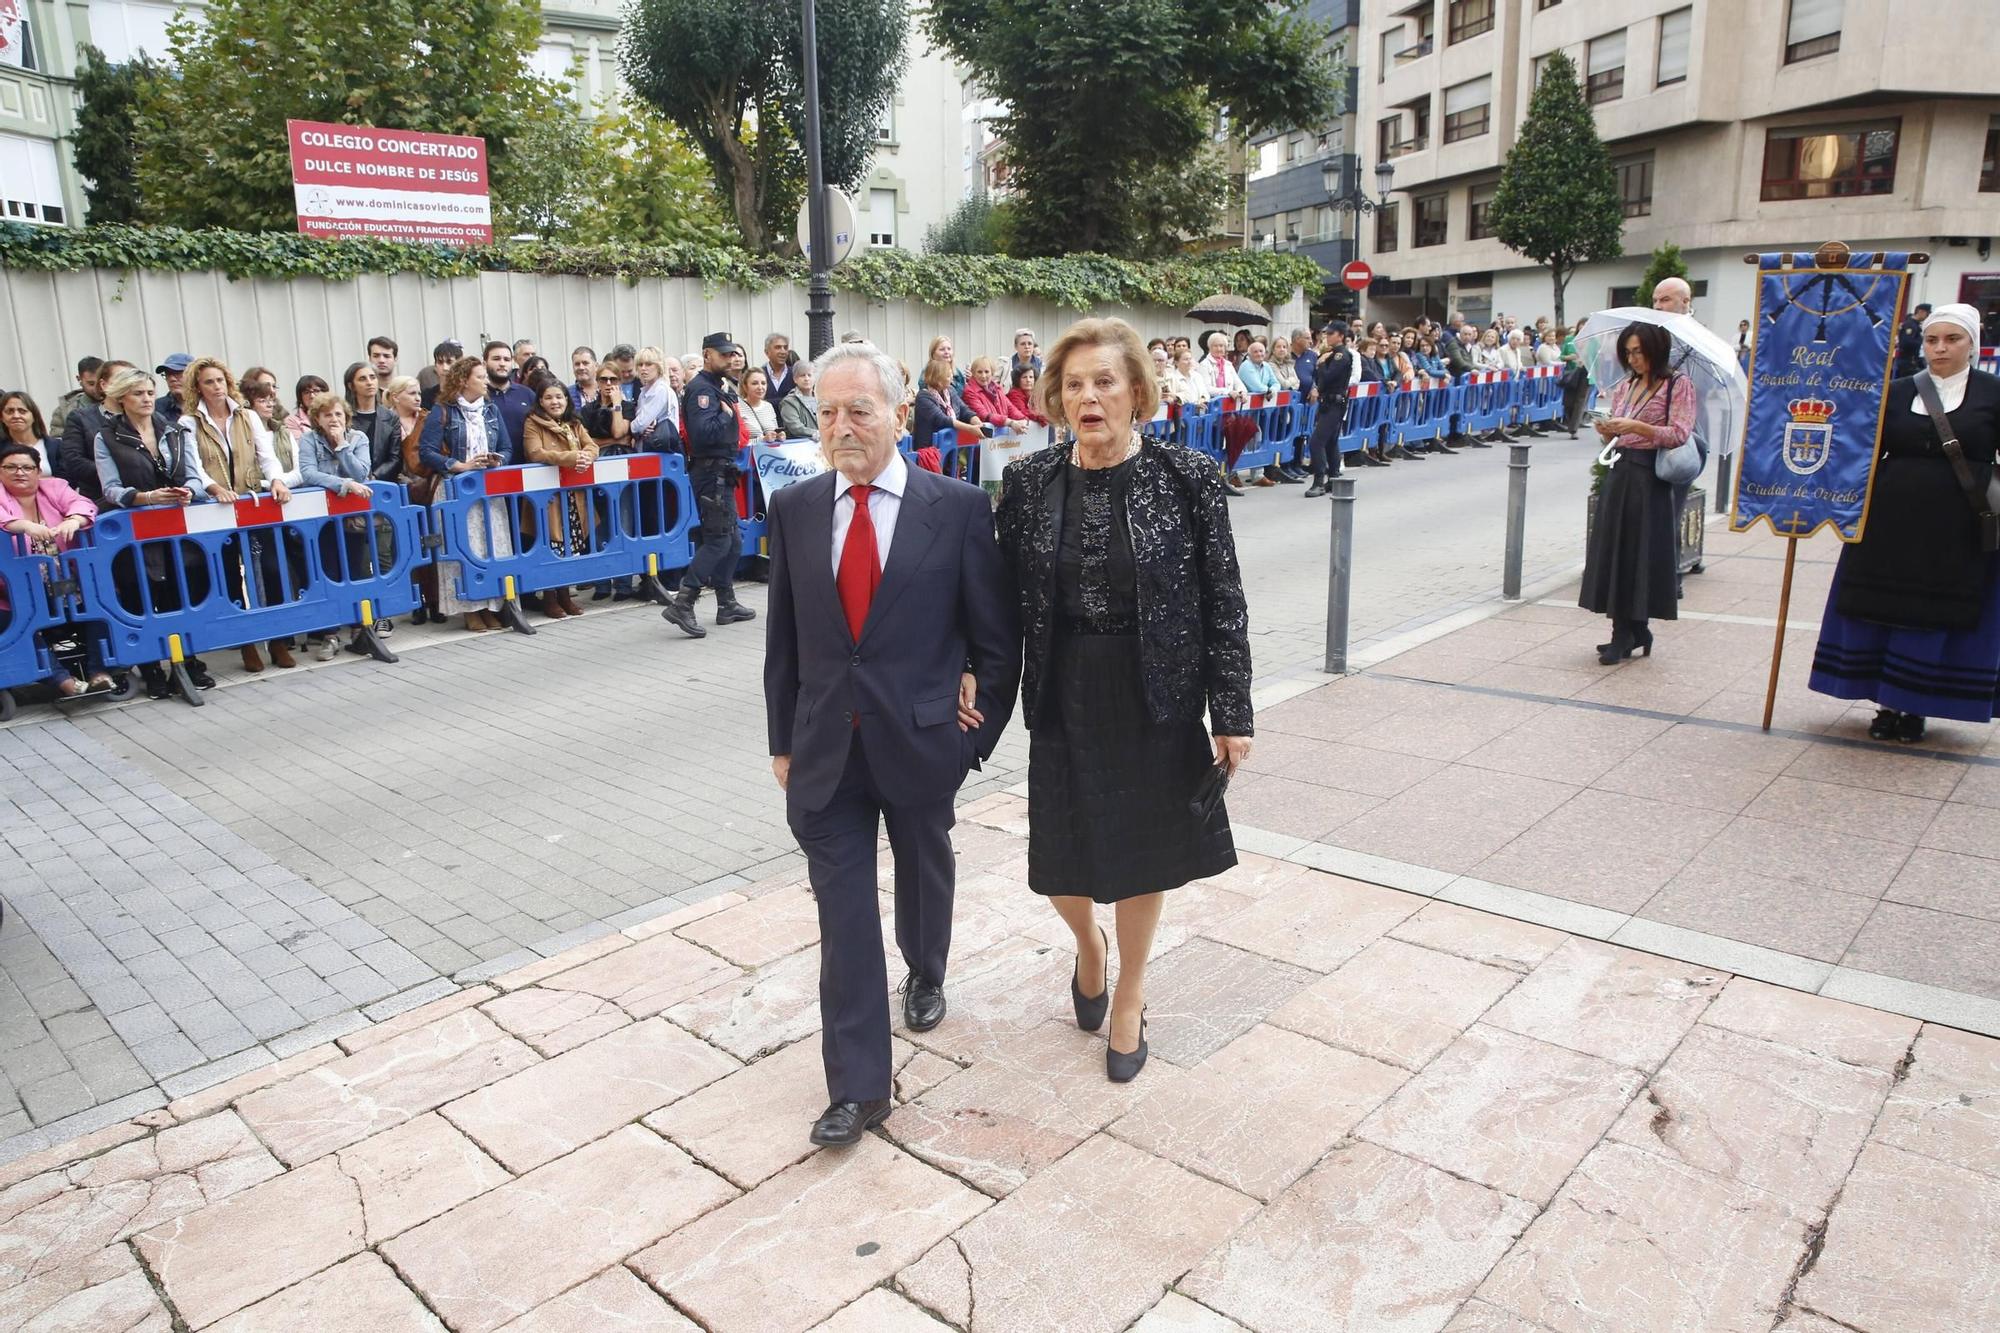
[1189,763,1230,821]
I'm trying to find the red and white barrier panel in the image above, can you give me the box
[129,488,372,540]
[1523,365,1560,379]
[1349,381,1383,398]
[478,454,666,496]
[1463,371,1512,385]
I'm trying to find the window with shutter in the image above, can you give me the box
[1656,9,1691,87]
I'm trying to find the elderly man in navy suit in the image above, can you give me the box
[764,342,1021,1148]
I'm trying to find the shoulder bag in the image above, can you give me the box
[1917,371,2000,552]
[1651,375,1703,485]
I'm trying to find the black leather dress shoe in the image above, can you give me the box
[809,1099,891,1147]
[902,974,946,1032]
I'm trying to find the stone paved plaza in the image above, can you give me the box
[3,440,1999,1330]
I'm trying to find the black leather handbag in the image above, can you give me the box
[1917,372,2000,552]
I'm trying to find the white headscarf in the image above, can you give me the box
[1912,303,1981,415]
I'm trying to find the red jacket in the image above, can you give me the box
[1005,387,1047,426]
[961,378,1012,429]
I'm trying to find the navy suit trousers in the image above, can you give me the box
[788,732,956,1103]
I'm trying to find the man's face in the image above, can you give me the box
[369,346,396,376]
[766,337,790,367]
[1652,280,1691,315]
[1015,334,1036,359]
[1247,342,1266,365]
[817,361,906,485]
[572,350,596,383]
[485,346,515,385]
[703,348,728,377]
[163,369,184,395]
[514,341,536,362]
[80,368,104,400]
[435,353,456,374]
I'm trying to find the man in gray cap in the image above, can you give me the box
[664,332,758,637]
[156,353,192,424]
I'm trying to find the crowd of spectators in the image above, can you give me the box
[1,315,1583,699]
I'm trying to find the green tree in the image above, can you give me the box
[924,193,1011,256]
[132,0,567,232]
[922,0,1339,258]
[620,0,908,253]
[1633,241,1689,308]
[1489,51,1624,325]
[573,103,737,248]
[71,45,150,225]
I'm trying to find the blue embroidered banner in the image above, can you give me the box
[1730,250,1911,542]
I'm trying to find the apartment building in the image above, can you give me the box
[0,0,965,251]
[1345,0,2000,339]
[1245,0,1364,311]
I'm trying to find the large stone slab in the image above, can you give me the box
[645,1034,915,1190]
[382,1126,734,1333]
[1110,1024,1406,1202]
[896,936,1085,1066]
[886,1021,1172,1197]
[1481,937,1724,1071]
[494,1267,699,1333]
[1357,1024,1644,1205]
[1199,872,1422,973]
[1478,1141,1814,1333]
[1386,901,1567,974]
[334,1112,511,1244]
[235,1010,539,1165]
[814,1287,956,1332]
[1797,1140,2000,1332]
[134,1155,366,1328]
[674,885,822,968]
[0,1111,280,1289]
[0,1245,173,1333]
[1128,1292,1251,1331]
[442,1018,739,1172]
[1129,937,1320,1068]
[1183,1139,1534,1333]
[1871,1024,2000,1181]
[952,1135,1258,1333]
[1267,937,1523,1070]
[1698,976,1918,1072]
[629,1135,987,1333]
[536,931,741,1018]
[479,986,634,1057]
[664,948,828,1063]
[1607,1024,1889,1213]
[208,1252,445,1332]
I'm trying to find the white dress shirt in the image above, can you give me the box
[830,447,907,575]
[1911,364,1971,416]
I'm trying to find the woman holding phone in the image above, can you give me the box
[419,356,513,632]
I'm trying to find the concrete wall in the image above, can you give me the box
[0,267,1235,408]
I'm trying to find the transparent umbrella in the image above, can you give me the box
[1575,308,1749,457]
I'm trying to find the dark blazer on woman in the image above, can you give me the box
[912,389,953,451]
[1837,370,2000,630]
[996,439,1253,737]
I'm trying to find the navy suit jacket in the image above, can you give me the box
[764,462,1021,813]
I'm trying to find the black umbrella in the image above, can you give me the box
[1185,292,1271,326]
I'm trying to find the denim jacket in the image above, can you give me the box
[298,428,375,492]
[418,400,514,476]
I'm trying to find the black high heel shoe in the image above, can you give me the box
[1868,708,1902,740]
[1629,622,1653,657]
[1072,926,1109,1032]
[1107,1008,1148,1083]
[1597,623,1635,665]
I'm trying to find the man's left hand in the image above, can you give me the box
[957,672,983,732]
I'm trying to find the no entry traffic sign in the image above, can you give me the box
[1341,261,1374,292]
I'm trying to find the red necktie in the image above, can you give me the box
[838,483,879,642]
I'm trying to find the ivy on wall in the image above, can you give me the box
[0,225,1321,311]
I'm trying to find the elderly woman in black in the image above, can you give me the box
[996,316,1253,1082]
[1810,303,2000,742]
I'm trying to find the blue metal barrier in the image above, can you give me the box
[0,538,63,718]
[70,482,422,699]
[1339,382,1388,455]
[437,453,696,620]
[1458,371,1512,435]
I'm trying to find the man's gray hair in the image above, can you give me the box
[764,331,790,350]
[812,341,906,406]
[1291,326,1310,340]
[1014,327,1036,341]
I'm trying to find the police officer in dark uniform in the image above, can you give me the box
[664,332,758,638]
[1305,324,1356,495]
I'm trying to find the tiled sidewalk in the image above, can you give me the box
[2,790,1996,1332]
[1238,520,2000,1036]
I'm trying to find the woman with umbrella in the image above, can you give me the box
[1809,304,2000,743]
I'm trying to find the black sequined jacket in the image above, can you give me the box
[995,440,1254,736]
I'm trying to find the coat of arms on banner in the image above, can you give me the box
[1781,397,1835,477]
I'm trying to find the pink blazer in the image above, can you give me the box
[0,476,97,550]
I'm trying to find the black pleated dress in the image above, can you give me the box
[1026,458,1237,902]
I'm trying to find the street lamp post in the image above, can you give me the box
[1321,158,1396,317]
[800,0,835,359]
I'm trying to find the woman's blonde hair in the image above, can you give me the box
[306,392,349,432]
[182,356,239,409]
[101,368,157,417]
[927,336,953,363]
[968,355,999,377]
[635,346,665,371]
[382,375,420,405]
[1037,317,1159,429]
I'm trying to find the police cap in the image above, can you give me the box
[701,332,734,352]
